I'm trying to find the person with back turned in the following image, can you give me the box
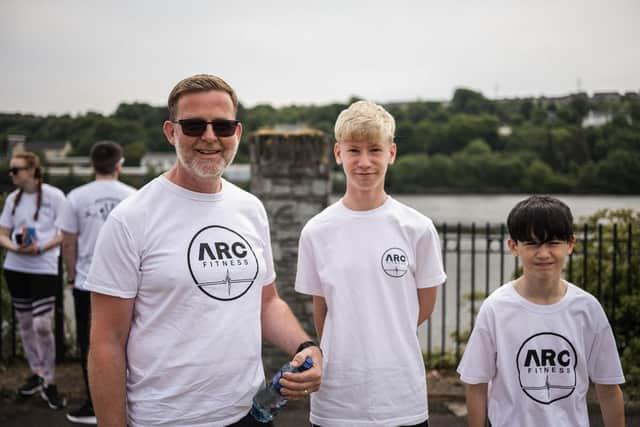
[56,141,135,424]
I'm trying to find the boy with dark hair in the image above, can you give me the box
[457,195,625,426]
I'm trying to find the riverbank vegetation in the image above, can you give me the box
[1,88,639,193]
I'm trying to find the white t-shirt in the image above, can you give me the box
[84,176,276,427]
[0,183,66,275]
[295,197,447,427]
[457,281,625,427]
[56,179,135,290]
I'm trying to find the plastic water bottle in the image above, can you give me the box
[250,356,314,423]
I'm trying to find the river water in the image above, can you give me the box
[378,194,640,356]
[352,193,640,224]
[63,194,640,357]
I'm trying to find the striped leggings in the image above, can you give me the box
[4,269,58,384]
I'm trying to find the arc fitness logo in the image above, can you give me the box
[516,332,577,404]
[381,247,409,278]
[187,225,259,301]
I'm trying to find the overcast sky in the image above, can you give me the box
[1,0,638,116]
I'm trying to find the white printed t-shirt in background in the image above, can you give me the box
[56,179,135,289]
[0,183,66,275]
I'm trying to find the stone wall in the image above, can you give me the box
[250,129,332,374]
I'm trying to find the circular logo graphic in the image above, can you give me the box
[187,225,259,301]
[381,247,409,278]
[516,332,577,404]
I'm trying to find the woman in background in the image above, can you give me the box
[0,151,67,409]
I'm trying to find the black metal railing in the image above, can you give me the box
[1,223,637,365]
[423,222,638,366]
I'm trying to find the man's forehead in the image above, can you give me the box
[177,90,234,108]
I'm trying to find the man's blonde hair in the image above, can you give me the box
[334,100,395,144]
[167,74,239,120]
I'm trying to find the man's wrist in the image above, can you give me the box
[296,340,321,355]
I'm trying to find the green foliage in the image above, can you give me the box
[451,88,494,115]
[2,90,639,194]
[0,193,15,360]
[423,349,459,369]
[569,209,640,398]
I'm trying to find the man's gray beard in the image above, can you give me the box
[175,137,238,180]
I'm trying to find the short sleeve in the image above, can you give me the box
[257,204,276,287]
[52,187,67,217]
[415,222,447,288]
[55,197,78,233]
[84,214,140,298]
[294,227,324,297]
[587,310,625,384]
[457,303,496,384]
[0,195,16,229]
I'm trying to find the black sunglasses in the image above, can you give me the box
[9,166,29,175]
[173,118,239,137]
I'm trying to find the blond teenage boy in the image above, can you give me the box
[295,101,446,426]
[457,195,625,427]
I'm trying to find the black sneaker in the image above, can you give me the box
[17,374,43,396]
[40,383,67,410]
[66,400,96,424]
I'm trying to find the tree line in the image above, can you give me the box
[1,88,639,194]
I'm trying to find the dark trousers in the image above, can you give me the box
[227,412,273,426]
[73,288,91,403]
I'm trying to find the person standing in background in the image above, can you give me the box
[0,151,67,410]
[56,141,136,424]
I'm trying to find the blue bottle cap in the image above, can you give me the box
[301,356,313,371]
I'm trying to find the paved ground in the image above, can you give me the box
[1,361,638,426]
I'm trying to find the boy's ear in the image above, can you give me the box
[507,239,519,256]
[333,142,342,165]
[389,142,397,165]
[567,234,577,254]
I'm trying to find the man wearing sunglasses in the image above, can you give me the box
[85,74,322,427]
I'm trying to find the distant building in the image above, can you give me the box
[7,135,72,162]
[498,125,512,136]
[592,92,621,103]
[40,148,250,183]
[6,134,26,157]
[141,152,176,172]
[582,110,613,128]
